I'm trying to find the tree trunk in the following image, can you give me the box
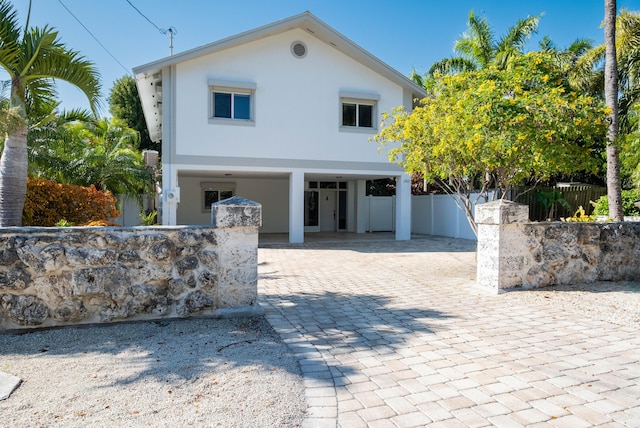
[0,124,29,227]
[605,0,623,221]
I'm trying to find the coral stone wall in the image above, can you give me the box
[0,197,262,330]
[476,200,640,293]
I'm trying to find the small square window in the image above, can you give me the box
[201,182,236,212]
[341,99,376,130]
[208,80,256,124]
[212,91,252,120]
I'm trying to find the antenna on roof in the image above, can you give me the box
[167,27,177,55]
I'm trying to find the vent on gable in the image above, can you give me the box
[291,41,307,58]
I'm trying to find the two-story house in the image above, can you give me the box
[133,12,427,243]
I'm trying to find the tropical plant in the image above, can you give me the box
[28,117,154,207]
[374,53,608,235]
[427,10,541,78]
[139,209,157,226]
[108,75,158,152]
[535,190,571,221]
[0,0,101,226]
[23,177,119,226]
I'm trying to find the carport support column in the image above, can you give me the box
[289,170,304,243]
[356,180,367,234]
[395,173,411,240]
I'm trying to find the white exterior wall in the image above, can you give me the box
[176,175,289,232]
[364,194,479,239]
[172,28,403,163]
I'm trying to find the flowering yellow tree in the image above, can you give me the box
[374,53,608,235]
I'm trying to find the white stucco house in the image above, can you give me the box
[133,11,427,243]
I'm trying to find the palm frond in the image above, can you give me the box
[428,57,477,77]
[0,0,22,75]
[497,14,541,53]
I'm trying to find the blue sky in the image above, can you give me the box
[6,0,640,113]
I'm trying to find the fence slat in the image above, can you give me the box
[513,185,607,221]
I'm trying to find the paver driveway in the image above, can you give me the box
[258,236,640,428]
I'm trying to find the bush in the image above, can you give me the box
[23,177,120,226]
[592,189,640,216]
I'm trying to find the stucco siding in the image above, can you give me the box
[176,175,289,233]
[173,28,403,164]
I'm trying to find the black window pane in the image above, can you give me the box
[220,191,234,200]
[304,191,319,227]
[214,93,231,118]
[358,104,373,128]
[342,103,356,126]
[234,94,251,119]
[338,191,347,229]
[204,190,219,209]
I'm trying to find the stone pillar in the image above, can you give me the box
[211,197,262,310]
[395,173,412,240]
[475,200,529,293]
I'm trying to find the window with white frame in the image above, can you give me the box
[208,80,256,123]
[339,91,380,131]
[201,182,236,212]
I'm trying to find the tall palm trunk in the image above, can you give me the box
[605,0,623,221]
[0,124,28,226]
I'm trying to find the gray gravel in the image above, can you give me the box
[0,316,306,428]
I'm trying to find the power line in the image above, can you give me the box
[57,0,131,76]
[125,0,173,35]
[125,0,177,55]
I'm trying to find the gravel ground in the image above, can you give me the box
[500,280,640,328]
[0,317,306,428]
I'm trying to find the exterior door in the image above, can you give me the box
[320,190,336,232]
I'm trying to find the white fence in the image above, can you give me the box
[366,193,489,240]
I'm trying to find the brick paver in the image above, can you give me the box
[258,236,640,427]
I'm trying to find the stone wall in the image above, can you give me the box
[476,200,640,293]
[0,197,262,330]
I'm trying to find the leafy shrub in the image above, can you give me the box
[23,177,120,226]
[592,189,640,216]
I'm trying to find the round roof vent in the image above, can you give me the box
[291,41,307,58]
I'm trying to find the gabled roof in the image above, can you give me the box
[134,11,427,142]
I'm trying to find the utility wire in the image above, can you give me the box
[125,0,174,35]
[57,0,131,76]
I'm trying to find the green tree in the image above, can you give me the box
[427,10,541,77]
[0,0,100,226]
[108,75,158,153]
[29,117,154,206]
[374,53,608,235]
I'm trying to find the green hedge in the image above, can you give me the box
[592,189,640,216]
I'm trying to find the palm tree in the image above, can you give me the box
[605,0,623,220]
[29,117,154,207]
[0,0,101,226]
[427,11,541,77]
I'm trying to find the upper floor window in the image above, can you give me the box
[214,91,251,119]
[208,79,256,125]
[339,91,380,132]
[342,102,373,128]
